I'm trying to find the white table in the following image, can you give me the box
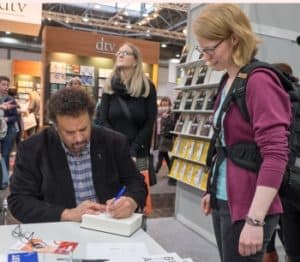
[0,221,166,260]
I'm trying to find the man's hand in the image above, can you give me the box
[0,101,17,111]
[106,196,138,218]
[61,200,106,222]
[239,223,263,256]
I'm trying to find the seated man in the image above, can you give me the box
[8,88,147,223]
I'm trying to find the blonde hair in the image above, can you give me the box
[103,42,150,97]
[192,3,260,67]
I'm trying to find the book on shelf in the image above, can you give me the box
[188,115,202,135]
[184,67,195,86]
[204,89,218,110]
[184,163,194,184]
[199,171,209,191]
[80,65,94,77]
[184,91,194,110]
[174,114,185,133]
[81,212,143,237]
[98,68,113,78]
[193,166,204,187]
[170,159,181,178]
[182,114,193,134]
[199,115,213,137]
[199,142,210,164]
[185,140,196,159]
[178,161,187,180]
[172,136,181,155]
[50,61,66,74]
[193,64,209,85]
[192,141,204,162]
[179,44,190,64]
[193,90,207,110]
[173,91,183,110]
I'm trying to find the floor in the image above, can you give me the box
[0,152,287,262]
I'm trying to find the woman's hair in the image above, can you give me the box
[192,3,260,67]
[272,63,299,83]
[68,77,82,88]
[104,42,150,97]
[159,96,172,107]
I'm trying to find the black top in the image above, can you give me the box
[96,78,157,158]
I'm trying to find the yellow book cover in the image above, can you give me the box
[178,161,187,180]
[199,171,209,191]
[169,159,180,178]
[192,141,204,162]
[184,163,194,184]
[199,142,210,164]
[171,136,181,155]
[192,166,204,187]
[186,139,196,159]
[178,138,188,158]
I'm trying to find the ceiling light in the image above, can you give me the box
[161,43,167,48]
[123,10,128,16]
[142,13,148,17]
[65,17,70,23]
[94,4,101,9]
[146,30,151,37]
[5,31,11,35]
[82,15,89,23]
[183,28,187,35]
[126,23,132,29]
[176,53,180,58]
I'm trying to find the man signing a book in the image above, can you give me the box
[8,88,147,223]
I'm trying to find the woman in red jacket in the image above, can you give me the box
[193,4,291,261]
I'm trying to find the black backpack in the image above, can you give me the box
[206,59,300,209]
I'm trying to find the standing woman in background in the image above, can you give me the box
[193,4,291,261]
[96,42,157,172]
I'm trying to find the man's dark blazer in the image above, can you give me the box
[8,126,147,223]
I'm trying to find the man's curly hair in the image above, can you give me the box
[47,88,95,123]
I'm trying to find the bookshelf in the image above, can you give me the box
[169,56,223,191]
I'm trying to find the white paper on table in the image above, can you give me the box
[0,254,6,262]
[86,242,148,262]
[141,252,182,261]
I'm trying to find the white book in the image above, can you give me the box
[81,213,143,237]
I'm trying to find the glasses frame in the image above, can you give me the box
[195,40,224,57]
[115,51,134,57]
[11,224,47,249]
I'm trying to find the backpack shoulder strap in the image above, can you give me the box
[231,59,294,122]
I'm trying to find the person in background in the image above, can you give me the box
[27,87,40,136]
[96,42,157,173]
[0,76,19,189]
[68,77,82,89]
[8,88,22,147]
[8,88,147,223]
[155,96,176,185]
[193,4,291,261]
[265,63,299,262]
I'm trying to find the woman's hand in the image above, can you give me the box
[239,223,263,256]
[201,193,212,215]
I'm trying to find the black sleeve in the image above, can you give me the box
[8,141,65,223]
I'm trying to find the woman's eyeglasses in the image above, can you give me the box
[195,40,224,57]
[115,51,134,57]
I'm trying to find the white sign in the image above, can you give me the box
[0,2,41,25]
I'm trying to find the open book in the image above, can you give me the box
[81,213,143,237]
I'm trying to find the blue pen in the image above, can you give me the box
[114,186,126,202]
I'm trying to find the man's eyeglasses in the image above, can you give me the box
[12,224,47,249]
[195,40,224,57]
[115,51,134,57]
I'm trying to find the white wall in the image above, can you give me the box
[0,59,12,78]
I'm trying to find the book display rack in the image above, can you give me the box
[169,58,223,190]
